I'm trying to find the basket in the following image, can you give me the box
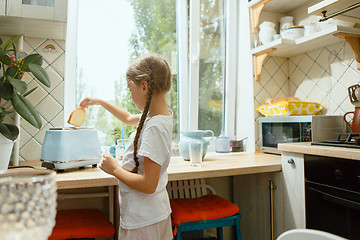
[256,101,324,117]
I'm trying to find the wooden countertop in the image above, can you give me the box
[278,142,360,161]
[20,152,281,189]
[168,152,281,181]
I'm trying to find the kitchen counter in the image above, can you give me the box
[278,142,360,160]
[20,152,281,189]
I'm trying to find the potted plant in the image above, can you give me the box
[0,34,50,169]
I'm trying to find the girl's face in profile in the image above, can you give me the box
[127,80,147,112]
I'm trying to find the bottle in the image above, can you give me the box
[109,141,116,158]
[215,131,231,153]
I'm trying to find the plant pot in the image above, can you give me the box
[0,134,14,170]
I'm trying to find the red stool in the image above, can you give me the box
[48,209,115,240]
[170,194,241,240]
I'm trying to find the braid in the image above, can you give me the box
[132,79,155,173]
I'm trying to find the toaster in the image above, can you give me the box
[41,127,102,171]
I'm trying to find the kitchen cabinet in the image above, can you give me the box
[0,0,5,16]
[248,0,360,81]
[6,0,67,22]
[0,0,67,40]
[234,172,283,240]
[281,152,306,231]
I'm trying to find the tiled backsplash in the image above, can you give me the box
[254,41,360,149]
[1,37,65,161]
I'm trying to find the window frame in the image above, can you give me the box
[64,0,238,140]
[177,0,237,139]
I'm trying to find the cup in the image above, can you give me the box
[116,139,129,160]
[189,142,203,167]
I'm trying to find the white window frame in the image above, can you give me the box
[177,0,237,139]
[65,0,238,139]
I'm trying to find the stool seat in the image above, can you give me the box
[170,194,241,239]
[48,209,115,240]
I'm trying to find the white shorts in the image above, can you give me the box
[119,215,173,240]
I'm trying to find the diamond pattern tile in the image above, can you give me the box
[51,54,65,78]
[6,36,67,161]
[36,40,63,64]
[36,95,63,122]
[20,138,42,161]
[46,65,63,92]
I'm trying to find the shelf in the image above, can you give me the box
[251,25,360,58]
[308,0,360,23]
[249,0,314,13]
[248,0,314,33]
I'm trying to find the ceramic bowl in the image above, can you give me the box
[280,26,304,40]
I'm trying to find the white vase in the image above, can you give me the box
[259,21,276,44]
[0,134,14,170]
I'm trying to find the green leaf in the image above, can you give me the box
[0,82,14,100]
[23,53,43,66]
[11,93,42,129]
[8,76,27,95]
[28,63,50,88]
[5,65,18,78]
[1,34,22,51]
[0,123,19,141]
[0,50,12,65]
[23,86,37,97]
[0,111,13,122]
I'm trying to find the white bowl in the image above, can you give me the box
[318,18,355,30]
[280,26,304,40]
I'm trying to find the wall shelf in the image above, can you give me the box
[251,25,360,57]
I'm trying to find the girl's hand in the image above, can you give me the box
[80,97,102,109]
[99,154,120,175]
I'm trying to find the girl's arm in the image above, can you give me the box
[80,97,140,127]
[100,154,161,194]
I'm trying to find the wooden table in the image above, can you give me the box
[20,152,281,240]
[21,152,281,188]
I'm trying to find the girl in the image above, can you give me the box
[80,54,173,240]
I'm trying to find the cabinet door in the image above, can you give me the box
[6,0,67,22]
[0,0,5,15]
[234,172,283,240]
[281,152,306,230]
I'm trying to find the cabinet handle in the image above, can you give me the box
[287,158,294,164]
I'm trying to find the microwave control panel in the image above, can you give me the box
[300,122,312,142]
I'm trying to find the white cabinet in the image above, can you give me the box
[6,0,67,22]
[0,0,5,16]
[0,0,67,40]
[281,152,306,231]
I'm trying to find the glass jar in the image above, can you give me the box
[0,167,57,240]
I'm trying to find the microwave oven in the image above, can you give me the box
[259,115,345,154]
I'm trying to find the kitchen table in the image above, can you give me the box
[20,152,281,240]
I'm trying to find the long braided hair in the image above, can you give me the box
[126,54,171,173]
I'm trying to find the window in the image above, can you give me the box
[65,0,237,146]
[178,0,237,138]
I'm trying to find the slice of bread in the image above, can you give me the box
[67,107,86,127]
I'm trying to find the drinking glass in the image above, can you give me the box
[189,142,203,167]
[0,167,57,240]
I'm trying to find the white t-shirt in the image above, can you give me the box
[119,111,173,229]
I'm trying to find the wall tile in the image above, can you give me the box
[254,42,360,150]
[12,36,66,162]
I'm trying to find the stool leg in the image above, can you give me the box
[176,226,182,240]
[216,227,223,240]
[234,220,241,240]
